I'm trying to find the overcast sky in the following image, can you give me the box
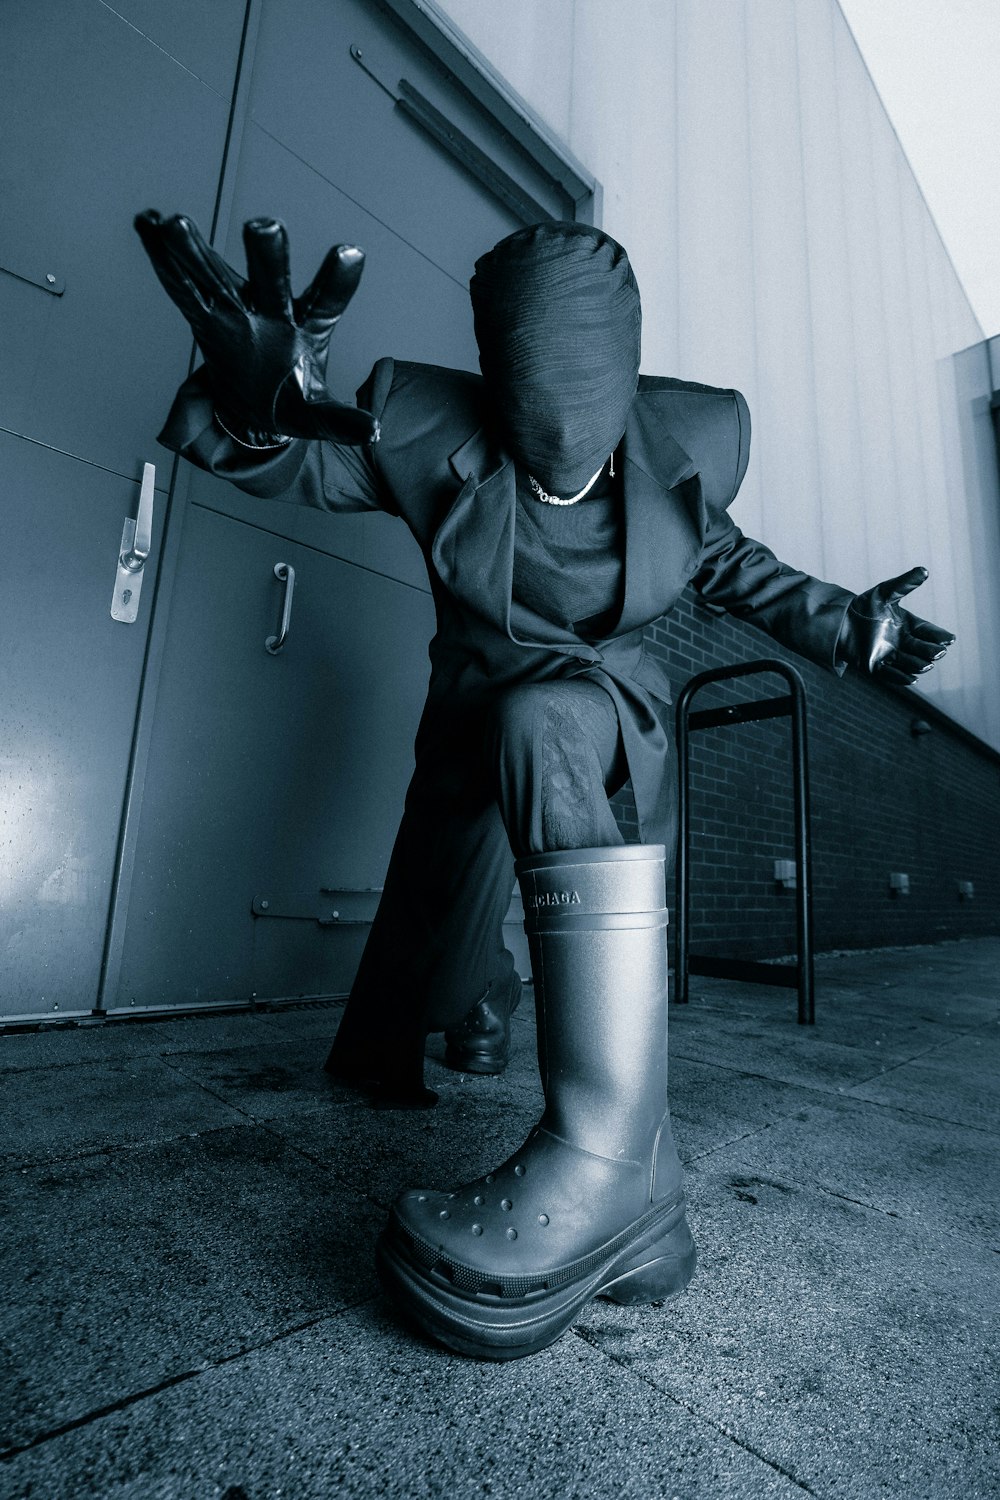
[838,0,1000,337]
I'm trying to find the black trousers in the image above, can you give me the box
[335,679,631,1056]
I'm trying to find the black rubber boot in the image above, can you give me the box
[444,973,523,1075]
[376,845,694,1360]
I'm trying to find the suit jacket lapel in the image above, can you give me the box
[432,426,582,649]
[430,427,515,638]
[616,401,701,635]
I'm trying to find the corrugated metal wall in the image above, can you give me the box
[438,0,1000,750]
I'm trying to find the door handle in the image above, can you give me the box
[265,562,295,653]
[121,461,155,572]
[111,462,156,623]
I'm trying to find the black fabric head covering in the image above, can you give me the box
[470,221,641,493]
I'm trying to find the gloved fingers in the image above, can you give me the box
[157,213,244,313]
[242,218,294,319]
[897,634,949,669]
[134,210,209,322]
[888,647,936,677]
[276,379,380,446]
[897,613,955,664]
[907,618,955,648]
[294,243,366,327]
[874,658,921,687]
[874,565,929,607]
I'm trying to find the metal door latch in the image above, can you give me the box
[111,462,155,623]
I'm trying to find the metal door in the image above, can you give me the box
[104,0,587,1011]
[112,504,436,1008]
[0,0,245,1021]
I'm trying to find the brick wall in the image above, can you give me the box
[610,590,1000,958]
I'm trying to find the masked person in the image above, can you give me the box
[135,213,954,1360]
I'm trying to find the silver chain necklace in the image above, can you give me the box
[527,452,614,506]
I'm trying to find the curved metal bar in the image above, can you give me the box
[674,659,814,1024]
[265,562,295,654]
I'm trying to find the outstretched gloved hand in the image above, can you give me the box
[837,566,955,686]
[134,211,378,446]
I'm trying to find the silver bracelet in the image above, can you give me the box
[214,409,293,450]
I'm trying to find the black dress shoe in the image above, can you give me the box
[444,974,522,1075]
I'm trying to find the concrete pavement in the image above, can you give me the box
[1,938,997,1499]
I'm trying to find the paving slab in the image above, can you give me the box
[577,1153,999,1500]
[816,943,1000,1026]
[0,1008,309,1073]
[678,982,806,1023]
[676,978,980,1055]
[271,1072,545,1210]
[1,1301,810,1500]
[237,999,346,1043]
[162,1036,367,1124]
[2,938,996,1500]
[685,941,999,1032]
[0,1054,243,1169]
[807,983,997,1033]
[704,1092,1000,1249]
[666,1004,965,1097]
[812,939,1000,1000]
[846,1029,1000,1132]
[0,1123,378,1454]
[781,995,977,1050]
[668,1057,829,1164]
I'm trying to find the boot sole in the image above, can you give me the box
[376,1197,695,1361]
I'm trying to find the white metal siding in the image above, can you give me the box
[438,0,1000,749]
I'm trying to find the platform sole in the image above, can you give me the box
[376,1198,696,1361]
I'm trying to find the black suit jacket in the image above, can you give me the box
[161,360,853,844]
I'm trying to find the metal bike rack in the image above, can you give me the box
[675,659,815,1024]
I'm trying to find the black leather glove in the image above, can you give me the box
[837,566,955,686]
[134,211,378,446]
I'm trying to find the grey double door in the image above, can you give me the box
[0,0,245,1021]
[1,0,569,1022]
